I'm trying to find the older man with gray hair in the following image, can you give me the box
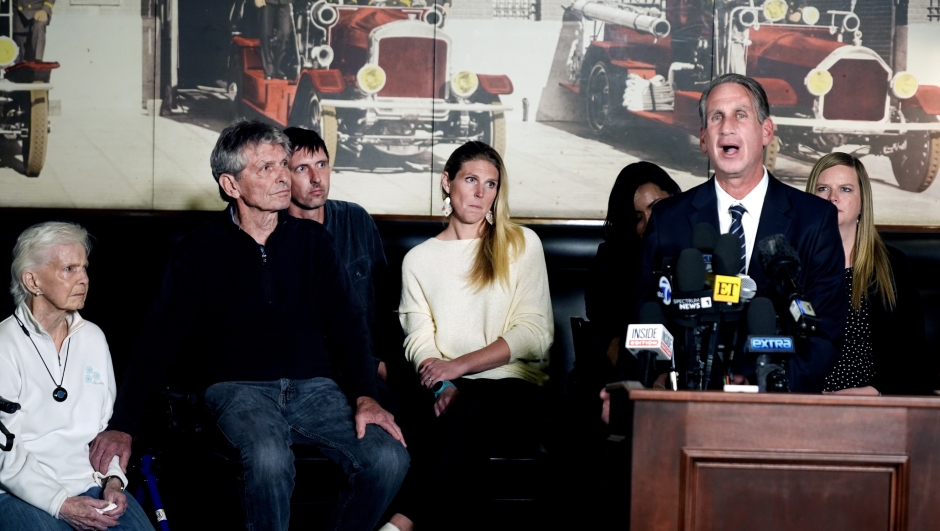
[88,120,409,531]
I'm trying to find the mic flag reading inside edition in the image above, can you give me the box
[626,302,674,361]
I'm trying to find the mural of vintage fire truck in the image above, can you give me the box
[228,0,513,168]
[563,0,940,192]
[0,24,56,177]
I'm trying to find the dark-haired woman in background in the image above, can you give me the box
[582,162,680,384]
[806,153,930,395]
[565,162,679,529]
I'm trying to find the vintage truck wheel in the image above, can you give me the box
[23,89,49,177]
[471,94,507,158]
[289,82,338,168]
[889,108,940,193]
[763,135,780,174]
[228,53,248,120]
[585,61,624,134]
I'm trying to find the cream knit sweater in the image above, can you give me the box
[399,227,553,385]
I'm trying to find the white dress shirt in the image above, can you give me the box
[714,167,769,274]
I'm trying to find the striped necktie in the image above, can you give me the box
[729,204,747,273]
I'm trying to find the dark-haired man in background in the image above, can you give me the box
[638,73,846,393]
[89,120,409,531]
[283,127,404,401]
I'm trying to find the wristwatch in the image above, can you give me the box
[102,475,125,491]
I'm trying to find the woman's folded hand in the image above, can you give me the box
[58,496,118,531]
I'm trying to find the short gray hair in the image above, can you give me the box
[698,73,771,128]
[210,120,291,204]
[10,221,92,306]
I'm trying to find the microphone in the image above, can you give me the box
[745,297,793,392]
[626,302,675,362]
[709,233,757,302]
[669,248,713,311]
[692,223,718,273]
[626,302,675,388]
[757,234,821,336]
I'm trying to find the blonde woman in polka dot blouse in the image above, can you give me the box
[806,153,930,395]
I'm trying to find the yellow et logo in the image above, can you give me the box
[713,275,741,303]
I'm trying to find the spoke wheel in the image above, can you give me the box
[763,135,780,174]
[889,108,940,193]
[471,94,507,158]
[586,61,621,134]
[23,88,49,177]
[290,81,338,168]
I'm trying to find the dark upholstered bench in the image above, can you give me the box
[1,209,938,530]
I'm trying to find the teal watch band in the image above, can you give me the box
[433,380,455,398]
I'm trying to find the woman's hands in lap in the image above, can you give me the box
[102,481,128,519]
[419,359,466,389]
[434,386,459,417]
[58,496,119,530]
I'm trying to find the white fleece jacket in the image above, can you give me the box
[399,227,554,385]
[0,304,126,518]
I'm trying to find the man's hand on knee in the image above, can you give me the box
[89,430,132,474]
[355,396,406,447]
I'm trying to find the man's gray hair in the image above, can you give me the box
[10,221,92,306]
[698,73,771,128]
[210,120,291,204]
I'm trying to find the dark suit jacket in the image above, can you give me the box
[639,173,846,393]
[870,245,930,395]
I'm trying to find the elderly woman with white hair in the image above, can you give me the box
[0,221,154,531]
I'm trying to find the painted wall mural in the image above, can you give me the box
[0,0,937,225]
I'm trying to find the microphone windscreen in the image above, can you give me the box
[747,297,777,335]
[713,233,743,276]
[692,223,718,253]
[757,234,801,277]
[638,301,666,325]
[676,248,706,292]
[739,275,758,300]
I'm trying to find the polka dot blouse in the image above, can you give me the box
[824,268,875,392]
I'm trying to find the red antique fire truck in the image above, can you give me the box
[229,0,513,168]
[564,0,940,192]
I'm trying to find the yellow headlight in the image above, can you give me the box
[0,37,19,68]
[891,72,918,100]
[805,69,833,97]
[357,65,387,95]
[802,6,820,25]
[762,0,787,22]
[451,71,479,99]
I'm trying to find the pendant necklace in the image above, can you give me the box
[14,315,71,402]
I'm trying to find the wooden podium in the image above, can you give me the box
[610,389,940,531]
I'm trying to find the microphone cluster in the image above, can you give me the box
[636,225,813,392]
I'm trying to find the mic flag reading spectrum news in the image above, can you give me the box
[757,234,821,337]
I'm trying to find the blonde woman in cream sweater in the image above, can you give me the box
[382,142,554,531]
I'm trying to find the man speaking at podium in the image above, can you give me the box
[638,73,846,393]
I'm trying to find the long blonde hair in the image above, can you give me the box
[806,153,895,311]
[442,141,525,291]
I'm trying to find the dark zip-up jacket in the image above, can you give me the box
[109,209,377,435]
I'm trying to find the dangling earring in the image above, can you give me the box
[442,196,453,217]
[485,210,494,225]
[857,214,861,225]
